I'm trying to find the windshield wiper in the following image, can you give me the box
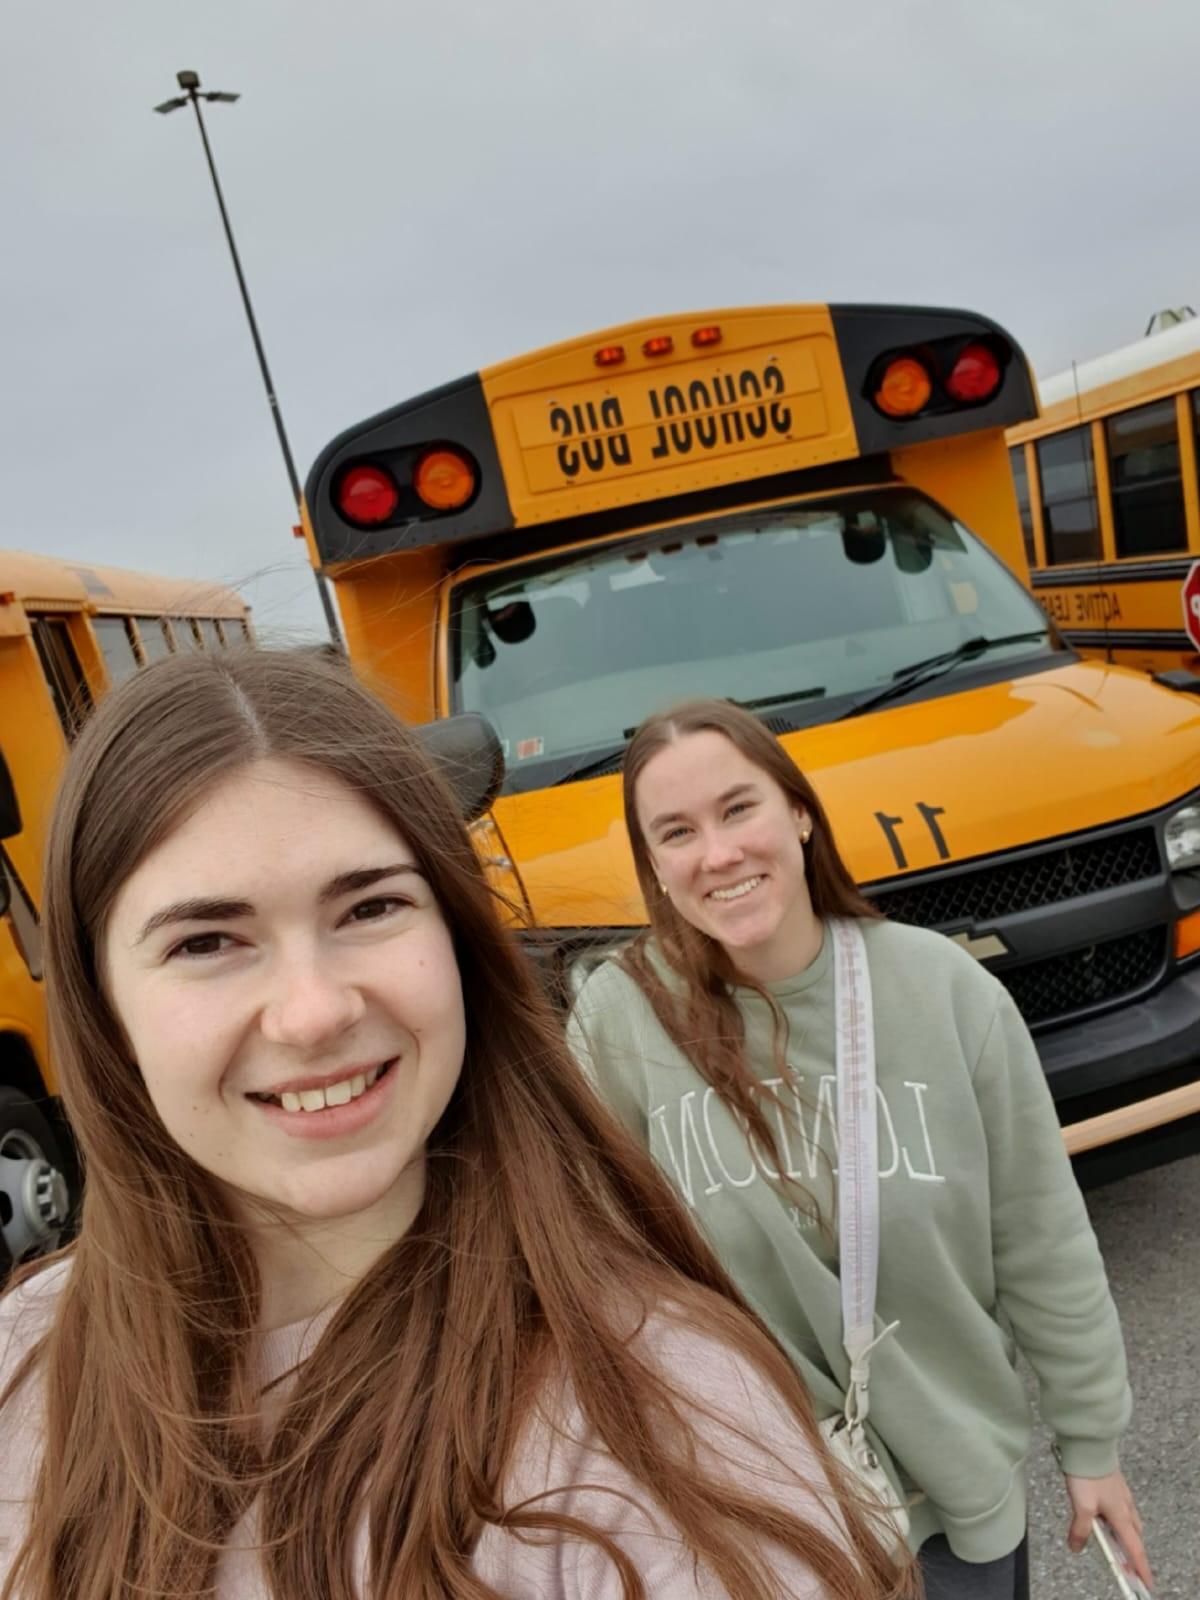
[551,742,628,786]
[838,630,1050,721]
[735,686,827,713]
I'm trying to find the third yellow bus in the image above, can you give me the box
[0,550,250,1265]
[1007,314,1200,672]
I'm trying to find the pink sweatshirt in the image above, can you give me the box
[0,1263,850,1598]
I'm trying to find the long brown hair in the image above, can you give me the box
[620,698,879,1183]
[2,652,909,1600]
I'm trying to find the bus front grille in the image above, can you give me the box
[868,824,1170,1034]
[874,828,1160,927]
[992,927,1167,1028]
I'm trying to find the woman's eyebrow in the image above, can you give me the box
[318,862,423,903]
[134,897,254,945]
[647,783,757,834]
[133,864,423,945]
[647,809,689,833]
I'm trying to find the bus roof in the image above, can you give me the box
[305,302,1036,568]
[0,548,248,618]
[1036,315,1200,409]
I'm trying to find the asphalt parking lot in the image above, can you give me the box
[1024,1151,1198,1597]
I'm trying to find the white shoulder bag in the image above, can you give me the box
[819,918,911,1548]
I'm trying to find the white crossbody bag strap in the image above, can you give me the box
[831,918,898,1431]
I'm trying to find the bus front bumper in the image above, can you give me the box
[1040,966,1200,1169]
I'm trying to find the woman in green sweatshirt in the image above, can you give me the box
[567,697,1150,1600]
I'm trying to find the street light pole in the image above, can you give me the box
[155,70,342,647]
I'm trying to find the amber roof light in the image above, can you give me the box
[874,356,933,418]
[414,448,476,512]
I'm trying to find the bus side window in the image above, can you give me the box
[1008,445,1036,566]
[1035,427,1101,565]
[30,616,94,738]
[195,618,223,650]
[133,617,172,664]
[93,616,140,685]
[172,619,203,650]
[1106,399,1187,558]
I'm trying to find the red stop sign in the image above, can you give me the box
[1184,562,1200,652]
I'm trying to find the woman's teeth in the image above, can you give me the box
[708,876,762,902]
[264,1061,388,1114]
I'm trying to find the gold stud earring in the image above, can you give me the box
[656,880,667,894]
[801,829,812,845]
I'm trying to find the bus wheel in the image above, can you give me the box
[0,1088,72,1266]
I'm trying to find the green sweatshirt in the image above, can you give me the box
[567,916,1131,1563]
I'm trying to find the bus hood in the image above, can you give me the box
[491,660,1200,930]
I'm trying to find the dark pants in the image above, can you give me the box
[918,1534,1029,1600]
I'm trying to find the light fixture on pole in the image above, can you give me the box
[155,70,342,646]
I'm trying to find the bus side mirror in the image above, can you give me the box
[415,713,505,824]
[0,750,21,842]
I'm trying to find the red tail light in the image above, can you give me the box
[337,464,399,525]
[946,343,1002,404]
[642,335,674,357]
[594,345,626,367]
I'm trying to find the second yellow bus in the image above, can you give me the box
[1008,312,1200,672]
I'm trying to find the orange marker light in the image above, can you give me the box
[414,448,476,511]
[874,356,933,418]
[692,325,722,348]
[594,345,626,367]
[643,335,674,357]
[1175,909,1200,961]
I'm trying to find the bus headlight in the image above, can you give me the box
[1165,803,1200,871]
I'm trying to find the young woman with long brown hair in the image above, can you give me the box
[0,653,912,1600]
[568,698,1151,1600]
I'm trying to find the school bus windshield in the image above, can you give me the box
[449,487,1056,791]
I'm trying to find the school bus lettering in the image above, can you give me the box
[649,364,792,461]
[874,802,951,870]
[1039,590,1123,627]
[1073,590,1122,624]
[549,397,631,478]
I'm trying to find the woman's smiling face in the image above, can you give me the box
[636,730,818,982]
[103,758,466,1228]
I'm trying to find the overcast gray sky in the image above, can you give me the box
[3,0,1194,638]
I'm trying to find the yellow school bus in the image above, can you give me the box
[304,303,1200,1182]
[0,550,250,1263]
[1007,314,1200,673]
